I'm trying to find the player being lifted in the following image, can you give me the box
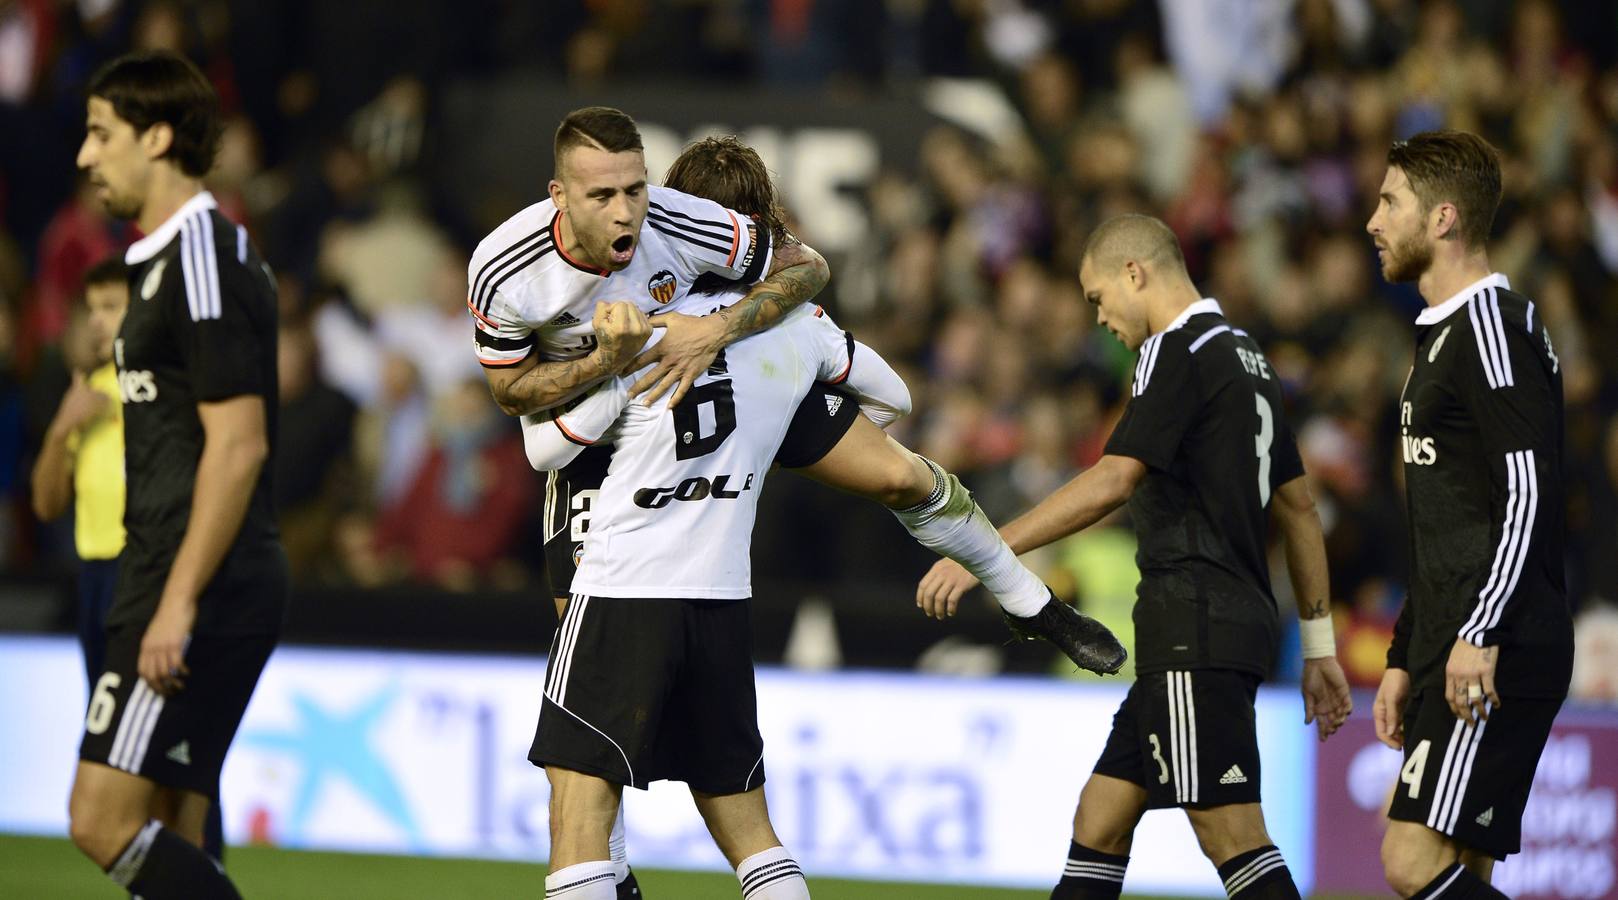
[1366,131,1572,899]
[67,52,285,900]
[920,215,1353,900]
[473,112,1121,662]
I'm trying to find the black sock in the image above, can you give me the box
[204,799,225,863]
[1051,841,1127,899]
[106,820,242,899]
[1216,845,1299,899]
[1410,864,1508,899]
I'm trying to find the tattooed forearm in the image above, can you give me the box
[715,239,829,343]
[488,354,609,417]
[1304,598,1330,619]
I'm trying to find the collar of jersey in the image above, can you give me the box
[1157,297,1223,335]
[124,191,218,265]
[1414,272,1511,326]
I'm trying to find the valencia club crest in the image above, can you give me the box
[648,269,677,304]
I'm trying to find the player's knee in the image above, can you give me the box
[1186,808,1268,865]
[1380,830,1446,898]
[873,453,932,508]
[68,806,138,868]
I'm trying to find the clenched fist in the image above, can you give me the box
[592,300,652,374]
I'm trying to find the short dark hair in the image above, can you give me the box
[554,106,643,175]
[88,51,222,178]
[1081,214,1186,275]
[83,256,128,291]
[1388,130,1502,248]
[663,136,788,246]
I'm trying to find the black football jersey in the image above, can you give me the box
[1387,274,1572,698]
[111,193,285,636]
[1104,300,1305,678]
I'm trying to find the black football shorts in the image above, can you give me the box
[1093,669,1264,809]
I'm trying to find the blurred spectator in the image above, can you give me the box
[274,321,356,581]
[354,378,532,591]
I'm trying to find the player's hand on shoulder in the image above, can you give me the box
[629,310,726,409]
[917,557,979,620]
[1301,656,1354,742]
[592,301,651,374]
[1372,667,1411,750]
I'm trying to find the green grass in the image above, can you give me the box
[0,834,1061,899]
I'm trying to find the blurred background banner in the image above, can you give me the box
[436,82,952,254]
[0,634,1315,894]
[1313,694,1618,898]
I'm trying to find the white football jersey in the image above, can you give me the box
[526,305,857,598]
[467,185,771,373]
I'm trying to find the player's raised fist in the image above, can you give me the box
[592,300,651,373]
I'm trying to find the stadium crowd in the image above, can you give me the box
[2,0,1616,699]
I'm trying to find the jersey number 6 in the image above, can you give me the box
[673,379,737,460]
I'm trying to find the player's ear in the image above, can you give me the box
[548,179,566,213]
[1430,202,1458,241]
[1125,259,1146,290]
[141,122,174,162]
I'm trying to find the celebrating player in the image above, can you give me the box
[67,52,285,900]
[918,215,1353,899]
[1366,131,1572,898]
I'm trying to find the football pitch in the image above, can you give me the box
[0,833,1160,899]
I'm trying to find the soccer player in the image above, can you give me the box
[919,215,1354,900]
[1365,131,1571,898]
[67,52,285,900]
[524,296,883,900]
[32,258,130,687]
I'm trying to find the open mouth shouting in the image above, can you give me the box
[610,234,635,266]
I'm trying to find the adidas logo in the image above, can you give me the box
[166,741,191,766]
[825,394,844,416]
[548,311,580,327]
[1476,807,1494,827]
[1219,764,1247,785]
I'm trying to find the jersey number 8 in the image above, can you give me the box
[1255,394,1274,506]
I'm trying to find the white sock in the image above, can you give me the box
[736,846,809,899]
[891,459,1049,616]
[609,803,629,883]
[545,860,618,899]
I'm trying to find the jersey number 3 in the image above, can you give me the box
[1255,394,1274,506]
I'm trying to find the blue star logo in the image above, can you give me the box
[240,682,422,848]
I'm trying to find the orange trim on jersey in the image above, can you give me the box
[551,212,611,277]
[829,357,853,385]
[478,354,527,368]
[725,211,741,267]
[814,306,825,317]
[554,416,595,446]
[466,298,499,329]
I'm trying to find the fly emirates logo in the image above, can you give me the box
[1400,401,1437,465]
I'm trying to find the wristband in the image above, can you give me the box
[1300,616,1336,659]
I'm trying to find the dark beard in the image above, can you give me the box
[1382,232,1433,283]
[103,192,142,221]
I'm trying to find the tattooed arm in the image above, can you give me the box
[484,300,651,417]
[628,236,831,406]
[1273,473,1353,740]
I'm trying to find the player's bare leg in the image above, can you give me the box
[69,761,242,898]
[148,785,210,849]
[546,766,623,898]
[1381,821,1506,898]
[1052,774,1145,898]
[802,416,1125,674]
[1184,803,1299,898]
[551,595,642,898]
[547,766,620,867]
[692,786,809,899]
